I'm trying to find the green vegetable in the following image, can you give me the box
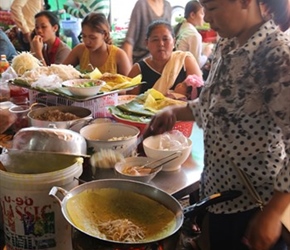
[78,81,95,87]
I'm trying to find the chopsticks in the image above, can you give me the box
[142,151,182,170]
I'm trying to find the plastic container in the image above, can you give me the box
[9,83,30,104]
[0,55,9,75]
[8,104,30,133]
[61,20,81,39]
[0,158,83,250]
[0,80,10,102]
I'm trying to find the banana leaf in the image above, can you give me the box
[116,99,155,117]
[108,106,151,123]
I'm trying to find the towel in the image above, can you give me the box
[153,51,193,94]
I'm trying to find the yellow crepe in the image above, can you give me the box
[142,89,187,113]
[101,74,142,92]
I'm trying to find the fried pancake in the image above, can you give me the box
[99,73,132,84]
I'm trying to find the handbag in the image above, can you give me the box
[234,165,290,245]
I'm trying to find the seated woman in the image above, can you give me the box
[30,11,71,66]
[127,20,203,100]
[62,13,131,75]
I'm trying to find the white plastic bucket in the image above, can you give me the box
[0,159,83,250]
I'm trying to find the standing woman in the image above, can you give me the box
[30,10,71,66]
[10,0,43,51]
[122,0,172,64]
[175,0,213,68]
[145,0,290,249]
[63,13,131,75]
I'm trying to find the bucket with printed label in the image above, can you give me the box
[0,157,83,250]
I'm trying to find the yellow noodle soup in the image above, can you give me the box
[66,188,176,243]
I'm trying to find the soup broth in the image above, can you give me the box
[66,188,176,242]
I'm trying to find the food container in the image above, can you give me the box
[8,104,30,132]
[49,179,242,249]
[143,134,192,171]
[11,127,88,157]
[114,156,162,183]
[50,179,183,248]
[62,79,106,97]
[80,122,140,155]
[27,105,92,131]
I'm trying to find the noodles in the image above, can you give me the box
[66,188,177,243]
[90,149,125,170]
[97,219,145,242]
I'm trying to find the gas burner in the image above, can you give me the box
[72,229,174,250]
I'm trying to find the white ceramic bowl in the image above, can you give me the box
[143,135,192,171]
[80,122,140,156]
[62,79,106,97]
[114,156,162,183]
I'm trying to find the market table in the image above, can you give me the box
[80,123,204,200]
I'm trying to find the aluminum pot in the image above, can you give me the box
[49,179,242,249]
[11,127,89,157]
[27,105,92,131]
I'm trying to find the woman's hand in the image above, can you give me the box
[31,35,44,55]
[143,107,177,138]
[244,209,282,250]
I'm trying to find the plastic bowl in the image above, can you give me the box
[143,135,192,171]
[79,122,140,156]
[114,157,162,183]
[62,79,106,97]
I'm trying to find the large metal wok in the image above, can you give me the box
[49,179,241,250]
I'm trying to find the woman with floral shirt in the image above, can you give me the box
[145,0,290,249]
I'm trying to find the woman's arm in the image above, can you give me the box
[30,35,46,65]
[116,48,132,76]
[62,44,83,67]
[184,55,203,77]
[245,191,290,250]
[126,63,141,95]
[174,55,203,99]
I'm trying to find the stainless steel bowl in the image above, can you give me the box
[12,127,88,157]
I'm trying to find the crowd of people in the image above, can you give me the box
[1,0,290,249]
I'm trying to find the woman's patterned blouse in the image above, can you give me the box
[189,20,290,213]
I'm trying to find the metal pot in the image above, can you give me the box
[11,127,89,157]
[49,179,241,249]
[27,105,92,131]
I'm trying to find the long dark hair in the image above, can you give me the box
[174,0,202,36]
[35,10,60,37]
[81,12,112,44]
[259,0,290,31]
